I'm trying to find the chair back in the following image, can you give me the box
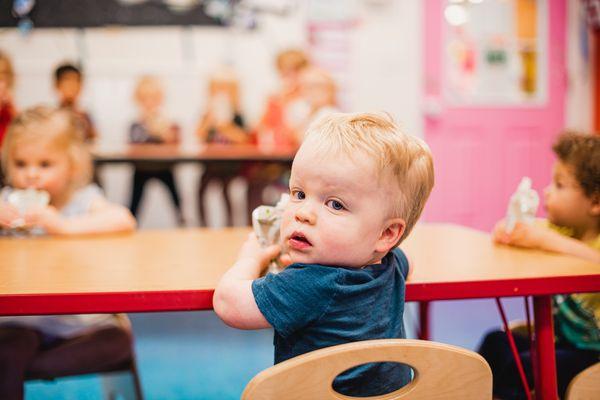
[242,339,492,400]
[566,362,600,400]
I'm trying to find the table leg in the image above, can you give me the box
[533,295,558,400]
[495,298,532,399]
[418,301,430,340]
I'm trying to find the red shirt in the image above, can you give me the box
[0,102,15,147]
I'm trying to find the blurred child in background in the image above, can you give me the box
[129,75,185,226]
[246,49,309,220]
[292,65,338,140]
[196,67,248,226]
[479,132,599,399]
[54,63,97,143]
[0,106,136,400]
[0,51,16,148]
[0,50,16,187]
[255,48,309,149]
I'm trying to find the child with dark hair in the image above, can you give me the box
[479,132,600,400]
[54,62,97,143]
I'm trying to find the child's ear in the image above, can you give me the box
[375,218,406,254]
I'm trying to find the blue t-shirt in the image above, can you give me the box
[252,248,411,397]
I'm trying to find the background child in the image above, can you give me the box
[0,50,16,148]
[196,68,248,226]
[255,48,310,149]
[129,75,185,226]
[479,132,599,399]
[0,50,16,188]
[0,106,136,400]
[214,113,434,396]
[245,49,310,222]
[292,65,338,139]
[54,63,97,143]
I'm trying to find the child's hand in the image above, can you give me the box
[237,233,282,271]
[23,205,64,234]
[492,219,510,243]
[0,202,21,228]
[493,219,547,250]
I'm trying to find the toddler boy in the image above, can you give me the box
[214,112,434,396]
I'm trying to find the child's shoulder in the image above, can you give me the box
[544,219,575,237]
[544,219,600,250]
[278,263,342,282]
[74,183,103,198]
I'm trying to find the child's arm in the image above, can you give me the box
[493,220,600,264]
[24,199,136,235]
[195,113,213,143]
[215,122,248,144]
[154,123,179,144]
[213,233,281,329]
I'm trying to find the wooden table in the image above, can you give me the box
[1,224,599,399]
[93,144,297,164]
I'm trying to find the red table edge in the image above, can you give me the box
[406,274,600,301]
[1,274,598,316]
[0,290,214,316]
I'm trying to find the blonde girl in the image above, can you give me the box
[0,106,136,400]
[0,105,136,234]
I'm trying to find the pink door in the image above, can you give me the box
[422,0,566,231]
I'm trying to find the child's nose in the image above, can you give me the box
[25,167,39,182]
[294,203,316,225]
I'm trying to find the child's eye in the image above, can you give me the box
[14,160,26,168]
[291,190,305,200]
[40,161,52,168]
[326,199,345,211]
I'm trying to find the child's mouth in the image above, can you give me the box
[289,232,312,250]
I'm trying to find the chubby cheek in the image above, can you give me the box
[43,170,70,194]
[543,190,559,213]
[10,171,27,188]
[545,199,570,226]
[279,209,294,238]
[318,220,373,259]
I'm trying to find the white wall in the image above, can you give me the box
[0,0,423,229]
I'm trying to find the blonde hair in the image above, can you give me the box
[276,49,309,73]
[1,106,92,190]
[0,50,14,89]
[208,67,240,109]
[303,112,434,242]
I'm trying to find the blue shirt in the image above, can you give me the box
[252,248,411,396]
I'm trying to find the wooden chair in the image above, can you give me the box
[242,339,492,400]
[566,362,600,400]
[26,314,143,400]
